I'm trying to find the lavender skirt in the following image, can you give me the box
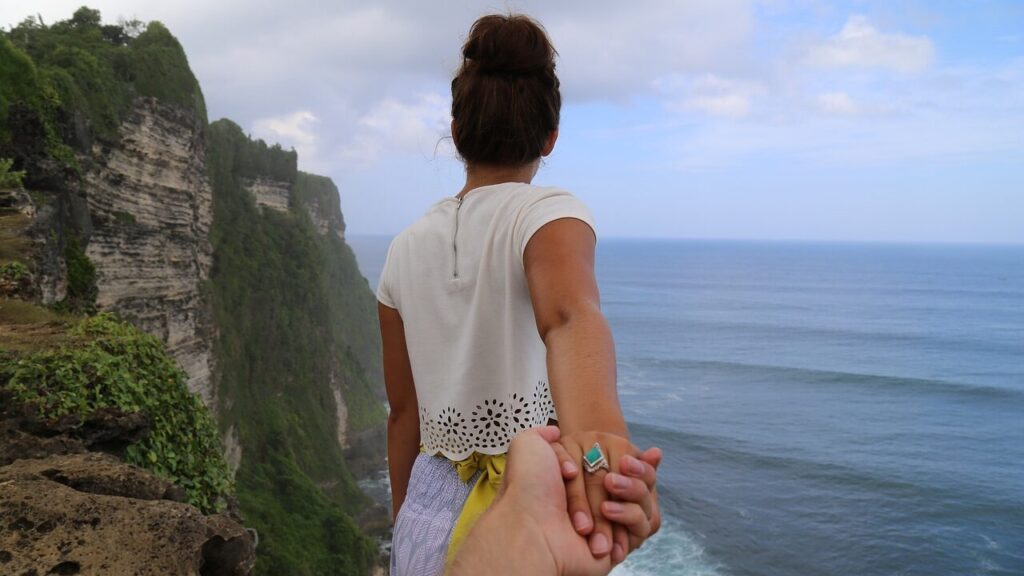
[391,452,480,576]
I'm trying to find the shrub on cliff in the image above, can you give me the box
[1,313,231,512]
[0,157,26,188]
[1,8,205,181]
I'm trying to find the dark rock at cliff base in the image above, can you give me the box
[344,424,386,480]
[0,397,150,466]
[0,453,255,575]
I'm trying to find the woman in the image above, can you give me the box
[378,13,659,575]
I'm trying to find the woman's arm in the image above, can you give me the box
[524,217,642,564]
[524,218,626,436]
[379,302,421,521]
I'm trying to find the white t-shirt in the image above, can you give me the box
[377,182,596,459]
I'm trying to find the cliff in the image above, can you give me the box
[1,11,216,404]
[83,96,215,404]
[1,8,386,575]
[207,120,385,573]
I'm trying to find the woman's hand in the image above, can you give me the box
[553,431,661,565]
[601,447,662,559]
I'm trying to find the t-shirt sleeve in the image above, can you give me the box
[376,237,399,309]
[514,189,597,259]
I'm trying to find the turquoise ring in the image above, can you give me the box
[583,442,610,474]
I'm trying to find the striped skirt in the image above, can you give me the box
[390,452,480,576]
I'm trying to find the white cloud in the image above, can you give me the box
[806,15,934,73]
[689,94,752,118]
[340,92,453,167]
[657,74,765,118]
[544,0,756,101]
[251,110,321,168]
[252,110,318,149]
[817,91,859,115]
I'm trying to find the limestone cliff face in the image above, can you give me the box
[245,173,345,240]
[82,97,215,405]
[245,177,290,213]
[303,193,345,240]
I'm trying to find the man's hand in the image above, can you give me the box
[449,427,661,576]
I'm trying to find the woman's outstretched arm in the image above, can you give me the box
[524,217,625,436]
[524,217,641,562]
[379,302,420,521]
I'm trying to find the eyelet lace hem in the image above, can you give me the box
[419,380,556,460]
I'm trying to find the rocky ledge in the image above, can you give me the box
[0,402,254,576]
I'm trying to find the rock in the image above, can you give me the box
[343,424,386,480]
[0,424,86,467]
[62,408,151,454]
[0,453,255,576]
[0,400,148,467]
[329,370,349,450]
[3,452,183,502]
[245,177,290,213]
[81,97,215,406]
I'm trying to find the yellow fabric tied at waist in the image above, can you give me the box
[442,450,508,568]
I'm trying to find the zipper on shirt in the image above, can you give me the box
[452,195,463,279]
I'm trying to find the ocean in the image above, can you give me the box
[348,236,1024,576]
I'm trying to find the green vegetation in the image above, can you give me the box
[1,313,231,512]
[112,210,136,225]
[0,261,29,282]
[0,157,26,188]
[60,234,97,314]
[0,8,204,180]
[207,120,384,575]
[0,34,74,173]
[292,172,346,236]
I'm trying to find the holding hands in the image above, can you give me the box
[450,426,661,576]
[553,431,662,565]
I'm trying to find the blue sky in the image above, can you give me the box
[6,1,1023,242]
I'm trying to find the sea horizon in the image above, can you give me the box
[347,233,1024,248]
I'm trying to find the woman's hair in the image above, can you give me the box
[451,14,561,167]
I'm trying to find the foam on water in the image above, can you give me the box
[611,516,727,576]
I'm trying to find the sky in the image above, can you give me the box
[5,1,1023,243]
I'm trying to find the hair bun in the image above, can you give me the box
[451,13,561,167]
[462,14,555,77]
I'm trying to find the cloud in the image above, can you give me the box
[656,74,765,118]
[251,110,322,169]
[806,15,934,73]
[817,91,859,115]
[252,110,318,150]
[340,92,453,167]
[543,0,756,101]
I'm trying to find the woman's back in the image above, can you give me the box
[378,182,595,459]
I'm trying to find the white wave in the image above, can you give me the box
[611,516,727,576]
